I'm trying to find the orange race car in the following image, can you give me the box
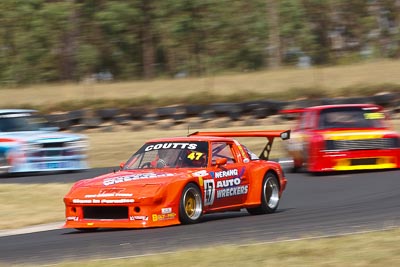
[64,130,290,230]
[282,104,400,173]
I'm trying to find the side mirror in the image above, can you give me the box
[40,126,60,132]
[215,158,227,167]
[119,162,125,170]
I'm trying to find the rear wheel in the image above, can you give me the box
[247,172,280,215]
[179,183,203,224]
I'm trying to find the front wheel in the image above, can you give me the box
[247,172,280,215]
[179,183,203,224]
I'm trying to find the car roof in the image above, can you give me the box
[146,135,236,143]
[0,109,37,114]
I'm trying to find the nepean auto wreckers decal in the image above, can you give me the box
[202,167,247,206]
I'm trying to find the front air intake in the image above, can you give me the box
[325,138,399,151]
[83,206,128,220]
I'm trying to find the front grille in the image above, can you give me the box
[325,138,399,151]
[42,142,65,148]
[351,158,377,165]
[83,206,129,220]
[44,150,62,157]
[28,141,77,158]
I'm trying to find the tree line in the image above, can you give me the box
[0,0,399,85]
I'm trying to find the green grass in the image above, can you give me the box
[9,228,400,267]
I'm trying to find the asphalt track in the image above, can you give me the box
[1,168,400,265]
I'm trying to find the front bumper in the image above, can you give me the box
[64,203,180,229]
[9,159,88,173]
[309,149,400,172]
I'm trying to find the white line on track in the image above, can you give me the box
[0,222,63,237]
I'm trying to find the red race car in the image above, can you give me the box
[64,130,290,230]
[283,104,400,173]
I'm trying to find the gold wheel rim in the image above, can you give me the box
[185,192,196,217]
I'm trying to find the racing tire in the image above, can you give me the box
[247,172,280,215]
[179,183,203,224]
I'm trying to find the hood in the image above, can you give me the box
[66,169,196,200]
[0,131,84,144]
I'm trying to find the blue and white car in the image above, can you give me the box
[0,109,88,175]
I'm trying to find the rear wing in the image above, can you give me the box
[189,130,290,160]
[279,108,306,114]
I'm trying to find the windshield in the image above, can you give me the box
[124,141,209,170]
[318,107,387,130]
[0,113,50,132]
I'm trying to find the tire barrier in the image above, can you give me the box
[372,92,398,107]
[321,96,374,105]
[96,108,120,121]
[156,106,182,120]
[126,107,150,120]
[43,92,399,132]
[184,104,206,117]
[66,109,86,125]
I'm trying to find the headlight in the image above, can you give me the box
[66,140,88,149]
[21,142,42,152]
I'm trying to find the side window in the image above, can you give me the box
[307,111,317,129]
[211,142,236,164]
[298,112,308,130]
[298,111,315,130]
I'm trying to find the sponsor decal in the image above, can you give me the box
[210,167,245,179]
[84,193,133,198]
[103,173,174,186]
[161,207,172,214]
[187,151,203,160]
[144,143,197,152]
[66,216,79,221]
[72,199,92,204]
[364,112,384,120]
[216,178,241,188]
[152,213,176,222]
[99,188,124,194]
[130,216,148,221]
[235,141,250,161]
[204,179,215,206]
[192,170,209,177]
[213,169,238,178]
[72,198,134,204]
[97,199,135,204]
[198,176,204,187]
[216,185,248,198]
